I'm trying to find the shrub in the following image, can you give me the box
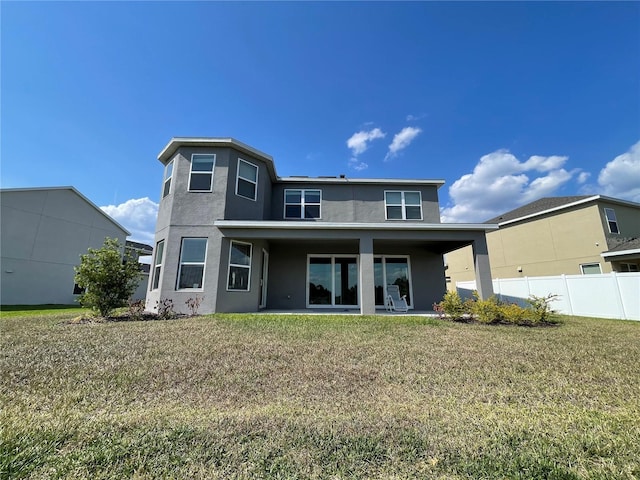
[526,294,559,324]
[127,299,146,321]
[471,296,502,324]
[439,291,469,320]
[499,302,529,324]
[185,296,203,316]
[156,298,175,320]
[74,238,142,317]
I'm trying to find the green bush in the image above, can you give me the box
[499,302,528,324]
[74,238,142,317]
[526,294,560,324]
[437,292,561,326]
[439,291,469,320]
[471,296,502,324]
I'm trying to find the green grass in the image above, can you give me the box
[0,304,87,318]
[1,312,639,479]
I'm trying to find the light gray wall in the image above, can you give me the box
[0,189,128,305]
[265,240,446,311]
[270,183,441,223]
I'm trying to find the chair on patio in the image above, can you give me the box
[385,285,409,313]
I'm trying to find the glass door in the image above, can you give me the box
[308,256,358,307]
[374,256,412,307]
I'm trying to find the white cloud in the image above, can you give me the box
[406,113,426,122]
[101,197,159,245]
[440,150,574,223]
[597,141,640,202]
[348,158,369,171]
[577,171,591,184]
[384,127,422,161]
[346,128,386,156]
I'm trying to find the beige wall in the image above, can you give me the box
[446,201,640,287]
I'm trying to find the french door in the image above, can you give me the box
[307,256,358,307]
[374,256,412,307]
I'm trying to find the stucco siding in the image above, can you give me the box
[270,183,441,223]
[0,189,129,305]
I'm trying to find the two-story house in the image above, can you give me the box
[446,195,640,287]
[147,137,497,314]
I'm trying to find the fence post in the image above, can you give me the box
[561,274,574,315]
[611,272,627,320]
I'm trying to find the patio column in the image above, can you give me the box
[359,234,376,315]
[472,236,494,300]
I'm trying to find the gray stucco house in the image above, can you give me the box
[0,187,145,305]
[147,137,497,315]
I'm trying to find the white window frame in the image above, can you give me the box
[227,240,252,291]
[151,239,164,290]
[162,160,174,198]
[604,208,620,234]
[580,263,602,275]
[176,238,207,290]
[306,254,360,308]
[236,158,259,201]
[284,189,322,219]
[384,191,423,220]
[188,154,215,192]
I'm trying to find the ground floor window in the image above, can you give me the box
[177,238,207,289]
[618,263,639,272]
[228,241,252,291]
[580,263,602,275]
[374,256,412,307]
[308,256,358,306]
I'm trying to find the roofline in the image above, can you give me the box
[214,220,498,232]
[158,137,278,180]
[157,137,446,187]
[0,186,131,236]
[601,248,640,258]
[277,177,445,187]
[496,195,640,227]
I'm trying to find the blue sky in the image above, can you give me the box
[2,1,639,244]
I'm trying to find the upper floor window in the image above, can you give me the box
[151,240,164,290]
[177,238,207,289]
[285,189,321,219]
[385,191,422,220]
[162,160,174,198]
[236,159,258,200]
[604,208,619,234]
[228,240,252,291]
[189,154,215,192]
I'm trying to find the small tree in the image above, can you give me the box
[74,238,142,317]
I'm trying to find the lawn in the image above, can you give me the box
[1,311,639,479]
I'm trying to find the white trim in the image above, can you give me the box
[602,248,640,258]
[235,158,259,201]
[306,254,360,308]
[176,238,208,291]
[284,188,322,219]
[188,154,215,192]
[227,240,253,291]
[214,220,497,231]
[384,190,423,221]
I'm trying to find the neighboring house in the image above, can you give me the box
[446,195,640,286]
[147,137,497,315]
[0,187,149,305]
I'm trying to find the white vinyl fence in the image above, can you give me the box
[456,272,640,321]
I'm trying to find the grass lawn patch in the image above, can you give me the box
[1,313,639,479]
